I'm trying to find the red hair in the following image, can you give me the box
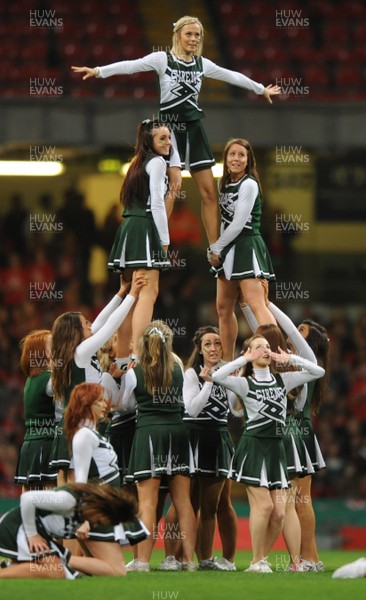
[64,382,111,447]
[20,329,51,377]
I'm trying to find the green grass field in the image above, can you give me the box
[1,550,365,600]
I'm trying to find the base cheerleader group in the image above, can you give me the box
[3,15,353,580]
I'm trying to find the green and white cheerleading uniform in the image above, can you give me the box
[210,174,275,281]
[97,51,265,171]
[0,486,86,576]
[108,154,170,272]
[71,423,148,545]
[15,370,57,485]
[183,364,236,477]
[242,302,319,477]
[120,362,195,482]
[260,302,325,471]
[50,293,136,469]
[106,410,136,485]
[212,354,325,489]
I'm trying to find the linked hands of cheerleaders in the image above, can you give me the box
[71,65,98,79]
[129,272,148,298]
[262,84,282,104]
[199,365,213,382]
[76,520,91,540]
[28,533,50,554]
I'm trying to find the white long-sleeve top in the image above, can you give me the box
[146,156,170,246]
[212,355,324,435]
[210,178,259,256]
[183,366,238,421]
[75,294,135,367]
[71,423,119,485]
[97,52,264,106]
[212,354,324,398]
[241,302,317,411]
[21,489,77,537]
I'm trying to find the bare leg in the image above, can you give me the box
[166,167,182,218]
[0,556,65,579]
[264,488,287,556]
[69,554,125,576]
[136,478,160,563]
[131,269,159,355]
[246,486,274,563]
[169,475,196,563]
[116,305,134,359]
[217,479,238,563]
[282,478,301,566]
[198,477,225,561]
[190,168,219,246]
[216,277,239,360]
[82,540,126,575]
[163,502,180,558]
[239,278,276,326]
[296,475,319,562]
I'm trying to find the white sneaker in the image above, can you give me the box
[126,559,150,572]
[286,563,305,572]
[315,561,325,572]
[332,557,366,579]
[213,557,236,571]
[181,561,197,571]
[300,559,318,572]
[198,558,220,571]
[158,556,182,571]
[245,558,273,573]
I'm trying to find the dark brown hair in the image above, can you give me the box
[51,312,83,401]
[220,138,261,194]
[121,120,170,209]
[185,326,220,371]
[67,482,137,526]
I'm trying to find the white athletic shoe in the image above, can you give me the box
[315,561,325,572]
[245,558,273,573]
[181,561,197,571]
[158,556,182,571]
[198,558,221,570]
[126,559,150,572]
[286,563,305,572]
[300,559,318,572]
[213,557,237,571]
[332,557,366,579]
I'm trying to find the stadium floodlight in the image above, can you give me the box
[0,161,65,176]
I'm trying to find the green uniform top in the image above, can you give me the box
[23,371,55,440]
[134,362,184,427]
[219,174,262,236]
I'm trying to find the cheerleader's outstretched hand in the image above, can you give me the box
[71,66,98,79]
[262,84,281,103]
